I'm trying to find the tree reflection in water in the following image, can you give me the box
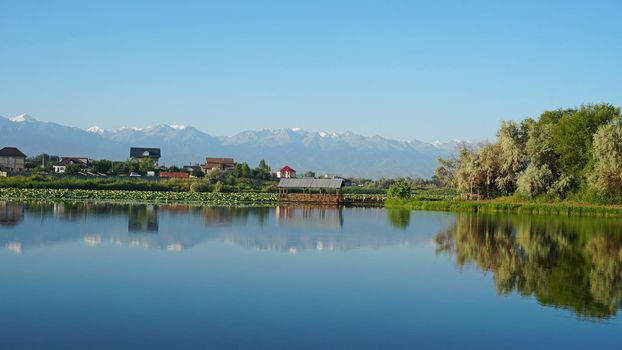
[386,208,410,230]
[434,213,622,319]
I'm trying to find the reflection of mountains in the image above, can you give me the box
[0,202,440,254]
[435,213,622,319]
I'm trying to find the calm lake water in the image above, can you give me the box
[1,201,621,349]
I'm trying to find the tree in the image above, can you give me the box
[550,104,620,181]
[387,181,412,200]
[516,163,554,199]
[477,143,501,197]
[91,160,112,174]
[191,167,205,178]
[256,160,271,180]
[434,156,456,187]
[454,146,484,195]
[64,163,82,175]
[495,120,527,195]
[233,163,251,178]
[138,158,154,175]
[589,123,622,194]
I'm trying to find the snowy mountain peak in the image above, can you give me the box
[169,124,186,130]
[10,114,36,123]
[86,126,105,134]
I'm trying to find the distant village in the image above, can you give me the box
[0,145,337,181]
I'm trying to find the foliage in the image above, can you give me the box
[91,160,113,174]
[64,164,82,175]
[589,123,622,194]
[434,156,456,187]
[386,209,410,229]
[386,181,412,200]
[516,163,554,199]
[138,158,155,175]
[434,213,622,319]
[190,181,211,192]
[435,103,622,202]
[191,167,205,178]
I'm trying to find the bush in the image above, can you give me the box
[387,181,412,200]
[190,181,210,193]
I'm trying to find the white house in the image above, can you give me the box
[276,165,296,179]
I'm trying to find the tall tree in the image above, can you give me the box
[589,123,622,194]
[495,121,527,195]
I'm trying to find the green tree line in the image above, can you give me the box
[434,103,622,202]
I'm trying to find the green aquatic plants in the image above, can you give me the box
[0,188,280,205]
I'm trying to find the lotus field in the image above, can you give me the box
[0,188,279,205]
[0,188,385,205]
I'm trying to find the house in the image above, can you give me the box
[130,147,161,166]
[53,157,90,173]
[202,157,235,172]
[159,171,190,179]
[276,165,296,179]
[0,147,26,173]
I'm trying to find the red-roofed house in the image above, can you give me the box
[276,165,296,179]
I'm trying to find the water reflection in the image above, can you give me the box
[0,202,439,255]
[0,201,24,227]
[386,208,410,229]
[434,213,622,319]
[128,205,159,232]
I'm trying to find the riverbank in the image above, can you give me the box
[0,188,385,206]
[385,198,622,217]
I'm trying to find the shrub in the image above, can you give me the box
[387,181,412,200]
[190,181,210,193]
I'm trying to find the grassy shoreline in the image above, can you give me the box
[5,187,622,217]
[385,198,622,217]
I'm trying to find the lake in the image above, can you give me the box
[0,201,621,349]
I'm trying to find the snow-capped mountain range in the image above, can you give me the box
[0,113,475,178]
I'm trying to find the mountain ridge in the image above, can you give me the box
[0,114,474,178]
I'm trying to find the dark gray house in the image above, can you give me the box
[130,147,161,166]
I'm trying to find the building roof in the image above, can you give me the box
[58,157,89,166]
[278,165,296,172]
[278,178,344,189]
[205,157,234,164]
[130,147,161,159]
[0,147,26,158]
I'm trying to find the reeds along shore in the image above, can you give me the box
[385,198,622,217]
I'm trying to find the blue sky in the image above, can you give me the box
[1,0,621,141]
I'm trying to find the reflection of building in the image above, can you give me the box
[128,205,159,232]
[275,205,344,228]
[201,207,234,227]
[0,201,24,227]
